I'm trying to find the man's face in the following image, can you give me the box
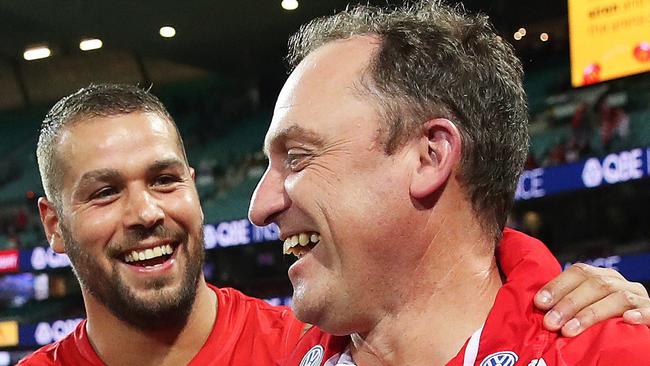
[249,37,426,334]
[51,112,205,330]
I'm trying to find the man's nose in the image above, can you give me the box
[124,188,164,230]
[248,168,291,227]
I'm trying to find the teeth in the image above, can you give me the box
[124,244,175,263]
[299,233,309,246]
[283,232,321,255]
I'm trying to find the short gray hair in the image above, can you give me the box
[287,0,529,239]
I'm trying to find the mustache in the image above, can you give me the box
[106,225,188,256]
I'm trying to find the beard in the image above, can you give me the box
[61,223,205,331]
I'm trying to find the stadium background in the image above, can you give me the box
[0,0,649,364]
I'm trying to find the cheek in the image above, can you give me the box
[334,176,412,263]
[290,157,409,232]
[288,159,411,258]
[166,190,203,227]
[70,207,122,248]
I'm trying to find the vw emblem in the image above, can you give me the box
[299,345,324,366]
[480,351,519,366]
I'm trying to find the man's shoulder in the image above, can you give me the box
[211,285,295,319]
[196,285,306,364]
[17,330,79,365]
[17,344,58,365]
[544,318,650,364]
[16,319,100,366]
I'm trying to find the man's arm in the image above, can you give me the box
[536,263,650,336]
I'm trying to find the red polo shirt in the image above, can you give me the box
[286,229,650,366]
[18,285,305,366]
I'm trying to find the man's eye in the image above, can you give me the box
[286,152,310,171]
[91,187,117,200]
[154,175,180,186]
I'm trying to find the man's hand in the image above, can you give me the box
[535,263,650,337]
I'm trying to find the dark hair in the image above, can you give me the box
[287,0,529,239]
[36,84,187,208]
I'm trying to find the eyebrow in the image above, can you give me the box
[77,169,121,186]
[73,169,122,199]
[74,159,187,194]
[146,158,186,175]
[263,124,324,157]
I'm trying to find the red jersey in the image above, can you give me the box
[18,285,305,366]
[287,229,650,365]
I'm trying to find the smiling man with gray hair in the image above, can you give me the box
[248,1,650,365]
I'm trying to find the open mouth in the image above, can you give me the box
[283,232,320,258]
[122,242,177,268]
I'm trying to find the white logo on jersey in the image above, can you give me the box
[529,358,548,366]
[300,345,324,366]
[480,351,518,366]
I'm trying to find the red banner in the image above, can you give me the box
[0,249,19,273]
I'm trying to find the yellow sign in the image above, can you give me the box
[569,0,650,87]
[0,320,18,347]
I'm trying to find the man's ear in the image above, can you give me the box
[409,118,462,199]
[187,167,204,221]
[189,166,196,181]
[38,197,65,253]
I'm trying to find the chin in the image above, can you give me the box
[291,294,357,336]
[291,287,326,324]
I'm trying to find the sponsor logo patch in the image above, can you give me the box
[480,351,518,366]
[300,345,324,366]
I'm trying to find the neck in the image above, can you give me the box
[351,219,502,366]
[84,278,217,366]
